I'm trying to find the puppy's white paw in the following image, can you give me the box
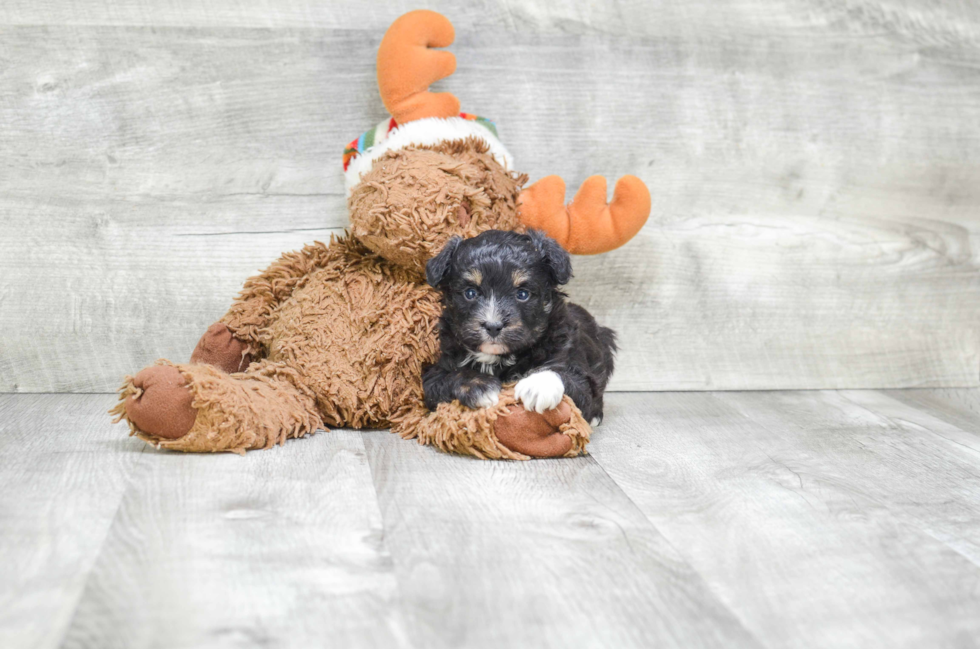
[590,417,601,428]
[515,371,565,413]
[472,386,500,409]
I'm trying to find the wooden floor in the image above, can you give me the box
[2,389,980,649]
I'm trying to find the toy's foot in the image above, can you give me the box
[125,365,197,440]
[190,323,253,373]
[494,402,574,458]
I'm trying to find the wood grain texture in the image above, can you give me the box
[360,429,760,649]
[0,194,346,393]
[837,388,980,562]
[3,0,980,37]
[588,390,980,648]
[2,1,980,392]
[0,394,145,649]
[4,390,980,647]
[883,387,980,432]
[60,428,407,649]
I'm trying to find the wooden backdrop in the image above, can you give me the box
[1,0,978,393]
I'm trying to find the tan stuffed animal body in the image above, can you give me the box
[111,10,650,459]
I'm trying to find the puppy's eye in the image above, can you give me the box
[516,288,531,302]
[463,287,479,300]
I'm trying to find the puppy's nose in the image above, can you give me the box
[482,321,504,338]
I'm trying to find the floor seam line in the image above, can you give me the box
[53,442,147,648]
[586,449,772,649]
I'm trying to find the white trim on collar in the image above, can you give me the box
[344,116,514,195]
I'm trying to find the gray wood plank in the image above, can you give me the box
[569,221,979,391]
[0,27,375,200]
[361,430,761,649]
[6,389,980,648]
[0,194,346,393]
[589,391,980,649]
[3,0,979,38]
[0,394,145,649]
[0,1,500,29]
[837,388,980,563]
[882,387,980,434]
[730,390,980,566]
[60,429,408,649]
[2,7,980,392]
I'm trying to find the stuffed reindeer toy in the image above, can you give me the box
[112,10,650,459]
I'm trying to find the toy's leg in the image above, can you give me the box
[391,387,591,460]
[110,360,321,454]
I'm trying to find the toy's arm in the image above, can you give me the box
[184,242,341,373]
[518,175,651,255]
[218,241,337,349]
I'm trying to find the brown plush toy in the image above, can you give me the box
[110,10,651,459]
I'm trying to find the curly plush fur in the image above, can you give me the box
[349,138,527,272]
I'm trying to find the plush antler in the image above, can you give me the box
[518,175,651,254]
[377,10,460,125]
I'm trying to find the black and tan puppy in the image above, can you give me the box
[423,229,616,425]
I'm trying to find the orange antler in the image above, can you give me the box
[518,175,651,254]
[377,10,460,125]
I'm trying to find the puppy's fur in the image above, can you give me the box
[423,229,617,424]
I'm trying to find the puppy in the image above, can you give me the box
[423,229,616,426]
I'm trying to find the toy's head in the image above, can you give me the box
[348,138,527,274]
[344,10,652,275]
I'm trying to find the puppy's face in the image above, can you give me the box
[427,230,572,356]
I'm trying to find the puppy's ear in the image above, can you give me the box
[529,230,572,285]
[426,236,463,287]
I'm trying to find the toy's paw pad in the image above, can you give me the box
[494,402,573,458]
[125,365,197,440]
[190,323,252,373]
[515,370,564,413]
